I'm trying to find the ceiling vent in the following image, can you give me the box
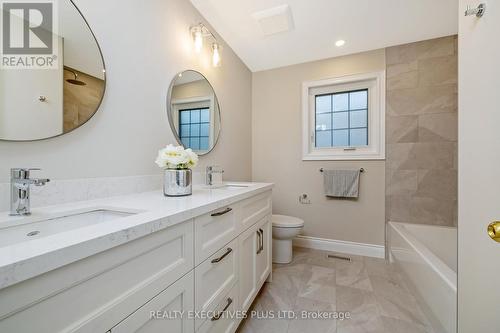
[251,4,294,36]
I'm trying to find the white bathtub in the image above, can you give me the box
[388,222,457,333]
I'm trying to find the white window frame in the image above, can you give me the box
[302,71,386,160]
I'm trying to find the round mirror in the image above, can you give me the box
[167,70,221,155]
[0,0,106,141]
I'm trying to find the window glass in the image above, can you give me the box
[314,89,368,148]
[179,107,210,151]
[315,95,331,113]
[316,113,332,131]
[316,130,332,147]
[333,93,349,111]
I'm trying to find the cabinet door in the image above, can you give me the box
[238,223,259,312]
[256,216,271,287]
[110,271,194,333]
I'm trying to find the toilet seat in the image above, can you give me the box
[272,214,304,228]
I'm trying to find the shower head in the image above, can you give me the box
[66,78,86,86]
[64,68,86,86]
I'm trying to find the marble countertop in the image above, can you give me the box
[0,182,273,289]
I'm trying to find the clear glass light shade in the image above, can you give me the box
[212,43,221,67]
[193,27,203,53]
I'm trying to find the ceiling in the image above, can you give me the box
[190,0,458,72]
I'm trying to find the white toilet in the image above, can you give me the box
[272,214,305,264]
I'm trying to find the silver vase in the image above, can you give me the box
[163,169,192,196]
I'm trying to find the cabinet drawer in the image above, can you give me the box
[195,206,237,265]
[0,220,194,333]
[111,271,194,333]
[237,191,272,231]
[195,239,238,330]
[197,283,239,333]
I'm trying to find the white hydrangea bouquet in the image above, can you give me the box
[156,144,198,196]
[155,144,198,169]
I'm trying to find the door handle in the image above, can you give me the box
[211,207,233,217]
[211,297,233,321]
[487,221,500,242]
[211,248,232,263]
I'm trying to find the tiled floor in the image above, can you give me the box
[237,247,435,333]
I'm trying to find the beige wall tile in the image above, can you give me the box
[410,196,455,226]
[387,194,412,222]
[386,43,417,65]
[387,143,417,170]
[414,142,455,170]
[386,35,455,65]
[386,36,457,227]
[418,55,458,86]
[387,170,418,196]
[414,36,456,60]
[418,112,458,142]
[416,169,457,200]
[387,115,418,143]
[386,84,457,116]
[387,61,418,90]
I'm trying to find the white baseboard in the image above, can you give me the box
[293,235,385,259]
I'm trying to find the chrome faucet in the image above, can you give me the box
[10,168,50,216]
[206,165,224,186]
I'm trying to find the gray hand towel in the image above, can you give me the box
[323,169,360,198]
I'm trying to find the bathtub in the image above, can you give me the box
[388,222,457,333]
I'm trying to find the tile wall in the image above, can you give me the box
[386,36,458,226]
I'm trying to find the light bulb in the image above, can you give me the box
[192,26,203,53]
[335,40,346,47]
[212,43,221,67]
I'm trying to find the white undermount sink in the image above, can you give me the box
[0,209,136,247]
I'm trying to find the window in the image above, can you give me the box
[179,107,210,151]
[302,71,385,160]
[315,89,368,148]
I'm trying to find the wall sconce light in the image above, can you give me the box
[192,25,203,53]
[190,23,222,67]
[212,43,221,67]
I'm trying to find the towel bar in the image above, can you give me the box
[319,168,365,173]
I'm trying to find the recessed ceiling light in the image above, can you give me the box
[335,40,346,47]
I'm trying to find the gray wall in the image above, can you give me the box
[252,49,387,246]
[385,36,458,226]
[0,0,252,183]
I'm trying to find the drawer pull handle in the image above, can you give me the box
[211,207,233,217]
[211,297,233,321]
[259,228,264,253]
[256,229,263,254]
[211,248,233,263]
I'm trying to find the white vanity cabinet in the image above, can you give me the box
[0,187,272,333]
[0,219,194,333]
[255,216,272,289]
[238,215,272,312]
[110,271,195,333]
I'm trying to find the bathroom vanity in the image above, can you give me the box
[0,182,273,333]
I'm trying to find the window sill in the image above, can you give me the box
[302,151,385,161]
